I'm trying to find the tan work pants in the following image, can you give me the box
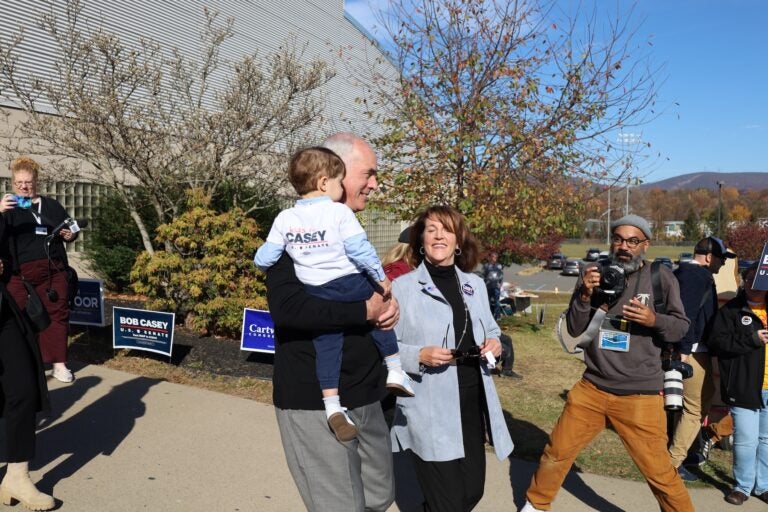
[526,378,694,512]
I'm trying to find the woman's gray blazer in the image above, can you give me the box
[391,263,514,462]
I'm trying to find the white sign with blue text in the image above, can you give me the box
[113,307,175,357]
[240,309,275,353]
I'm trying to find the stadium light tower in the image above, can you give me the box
[618,132,641,216]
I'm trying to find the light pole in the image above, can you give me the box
[606,186,611,245]
[717,180,725,237]
[618,132,641,216]
[625,175,631,216]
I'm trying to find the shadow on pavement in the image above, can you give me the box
[32,369,159,496]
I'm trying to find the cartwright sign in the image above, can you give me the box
[240,309,275,354]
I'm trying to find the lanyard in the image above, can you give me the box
[29,200,42,224]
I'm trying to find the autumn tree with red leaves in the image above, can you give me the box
[362,0,660,260]
[726,222,768,261]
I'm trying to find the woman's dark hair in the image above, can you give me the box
[741,261,760,282]
[409,205,479,272]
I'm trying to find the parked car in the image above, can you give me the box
[654,256,674,269]
[738,259,756,273]
[547,253,567,270]
[597,251,610,262]
[585,248,601,261]
[561,259,582,276]
[677,252,694,265]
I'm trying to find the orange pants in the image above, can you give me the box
[527,379,694,512]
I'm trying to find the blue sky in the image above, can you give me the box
[345,0,767,184]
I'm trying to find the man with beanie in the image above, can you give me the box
[521,214,694,512]
[668,236,735,481]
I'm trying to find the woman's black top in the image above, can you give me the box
[1,196,71,265]
[424,261,481,387]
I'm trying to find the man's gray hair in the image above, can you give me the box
[321,132,369,160]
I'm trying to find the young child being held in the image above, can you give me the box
[254,146,414,442]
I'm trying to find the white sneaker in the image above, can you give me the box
[520,501,545,512]
[386,370,415,397]
[52,366,74,383]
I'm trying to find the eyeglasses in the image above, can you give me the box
[611,235,647,248]
[451,345,481,361]
[14,181,34,187]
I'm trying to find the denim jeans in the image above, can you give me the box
[730,389,768,496]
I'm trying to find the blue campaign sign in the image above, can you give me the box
[69,278,105,326]
[753,242,768,291]
[113,307,175,357]
[241,309,275,353]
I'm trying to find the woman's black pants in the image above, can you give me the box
[0,305,38,462]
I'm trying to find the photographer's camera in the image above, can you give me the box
[596,260,627,297]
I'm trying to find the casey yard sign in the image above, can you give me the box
[113,307,175,357]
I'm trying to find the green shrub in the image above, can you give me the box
[130,189,267,337]
[86,190,158,291]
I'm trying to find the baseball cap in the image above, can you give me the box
[694,236,736,259]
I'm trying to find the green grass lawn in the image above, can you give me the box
[494,310,734,489]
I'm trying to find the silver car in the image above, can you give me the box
[561,259,582,276]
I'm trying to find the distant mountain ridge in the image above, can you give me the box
[639,171,766,190]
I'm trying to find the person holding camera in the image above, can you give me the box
[522,215,693,512]
[707,262,768,506]
[0,156,78,383]
[390,205,513,511]
[668,236,735,481]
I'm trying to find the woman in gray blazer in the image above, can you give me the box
[391,205,514,511]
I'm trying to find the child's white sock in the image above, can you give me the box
[322,395,343,419]
[384,354,403,373]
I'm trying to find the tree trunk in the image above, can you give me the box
[114,184,156,255]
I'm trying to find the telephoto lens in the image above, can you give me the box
[663,368,684,411]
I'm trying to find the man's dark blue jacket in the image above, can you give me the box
[674,262,718,354]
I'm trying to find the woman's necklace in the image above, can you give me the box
[455,272,469,347]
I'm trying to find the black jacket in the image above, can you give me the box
[674,262,718,355]
[0,219,50,416]
[266,253,386,410]
[1,195,73,266]
[708,293,768,409]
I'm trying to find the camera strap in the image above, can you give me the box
[651,261,666,314]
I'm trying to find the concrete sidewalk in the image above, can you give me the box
[2,363,760,511]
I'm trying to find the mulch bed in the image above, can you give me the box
[69,298,275,381]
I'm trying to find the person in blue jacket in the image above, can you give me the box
[390,205,513,512]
